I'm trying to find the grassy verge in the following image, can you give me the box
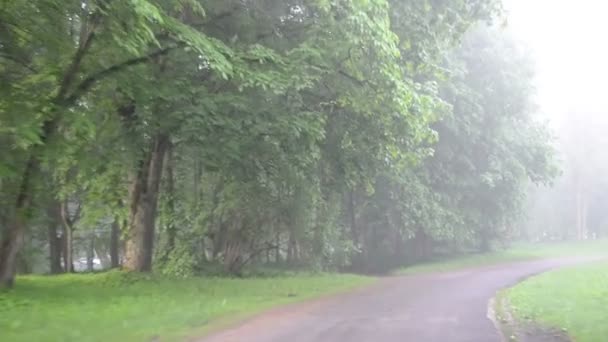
[0,271,374,342]
[504,261,608,342]
[396,239,608,275]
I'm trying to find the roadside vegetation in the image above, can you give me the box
[0,271,372,342]
[504,261,608,342]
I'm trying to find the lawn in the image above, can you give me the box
[396,239,608,275]
[0,271,373,342]
[505,261,608,342]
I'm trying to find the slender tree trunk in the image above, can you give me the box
[124,133,169,272]
[287,230,297,264]
[48,223,63,274]
[193,158,202,208]
[208,178,225,261]
[348,190,359,245]
[62,224,74,273]
[275,231,281,264]
[165,143,176,256]
[86,233,95,271]
[414,228,432,261]
[110,219,120,268]
[47,202,63,274]
[212,220,229,261]
[60,201,75,273]
[266,247,271,264]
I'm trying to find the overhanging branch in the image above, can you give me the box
[62,42,185,106]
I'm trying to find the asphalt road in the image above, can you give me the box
[199,258,589,342]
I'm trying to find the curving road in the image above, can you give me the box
[199,258,590,342]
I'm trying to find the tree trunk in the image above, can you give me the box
[287,231,297,264]
[47,203,63,274]
[165,143,176,256]
[62,224,74,273]
[348,190,359,245]
[0,156,37,288]
[60,201,75,273]
[274,231,281,264]
[193,158,202,209]
[110,219,121,268]
[479,230,490,253]
[0,20,97,288]
[124,133,169,272]
[208,178,225,261]
[212,220,229,261]
[86,233,95,271]
[414,229,431,261]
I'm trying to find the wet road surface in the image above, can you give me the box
[200,258,591,342]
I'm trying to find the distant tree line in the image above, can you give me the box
[0,0,556,288]
[526,108,608,242]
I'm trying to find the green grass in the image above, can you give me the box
[0,271,374,342]
[505,261,608,342]
[396,239,608,275]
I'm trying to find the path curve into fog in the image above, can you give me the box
[199,258,591,342]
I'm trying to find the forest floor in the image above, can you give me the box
[501,260,608,342]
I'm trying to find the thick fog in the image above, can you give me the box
[507,0,608,118]
[507,0,608,239]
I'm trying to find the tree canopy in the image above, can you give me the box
[0,0,555,287]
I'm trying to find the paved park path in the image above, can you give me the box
[200,258,591,342]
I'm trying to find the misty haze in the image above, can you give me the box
[1,1,606,342]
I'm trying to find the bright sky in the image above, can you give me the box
[504,0,608,124]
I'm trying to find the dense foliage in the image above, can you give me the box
[0,0,555,286]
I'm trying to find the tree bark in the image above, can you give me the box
[414,228,432,261]
[274,231,281,264]
[165,143,176,256]
[60,200,77,273]
[123,133,169,272]
[86,233,95,271]
[287,231,297,264]
[348,190,359,245]
[209,178,226,261]
[110,218,121,268]
[0,157,36,288]
[47,202,63,274]
[62,225,74,272]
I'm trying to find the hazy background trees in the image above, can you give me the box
[506,0,608,242]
